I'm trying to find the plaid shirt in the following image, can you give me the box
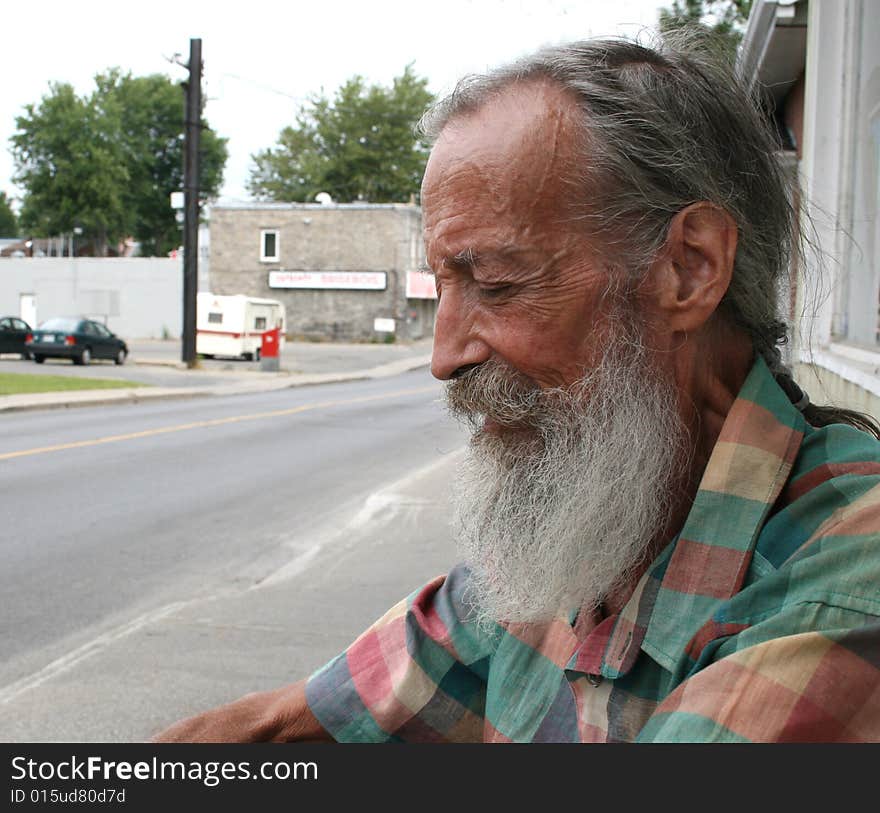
[306,358,880,742]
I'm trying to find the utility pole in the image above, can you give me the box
[182,37,202,368]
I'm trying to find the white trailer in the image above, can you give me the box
[196,293,286,360]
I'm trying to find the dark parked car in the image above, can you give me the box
[0,316,33,359]
[26,317,128,366]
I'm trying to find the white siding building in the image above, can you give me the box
[740,0,880,417]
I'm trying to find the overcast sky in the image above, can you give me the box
[2,0,666,206]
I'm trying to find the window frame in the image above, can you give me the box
[260,229,280,263]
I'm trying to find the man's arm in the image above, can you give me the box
[153,567,493,743]
[152,679,333,743]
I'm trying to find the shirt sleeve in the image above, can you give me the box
[304,563,498,742]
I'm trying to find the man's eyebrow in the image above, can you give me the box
[417,250,477,275]
[445,247,479,271]
[425,246,532,275]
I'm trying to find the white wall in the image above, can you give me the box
[800,0,880,349]
[0,258,183,339]
[793,0,880,417]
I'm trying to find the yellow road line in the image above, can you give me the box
[0,385,439,462]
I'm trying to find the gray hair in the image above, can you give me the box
[420,31,880,438]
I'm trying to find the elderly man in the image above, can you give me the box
[156,35,880,743]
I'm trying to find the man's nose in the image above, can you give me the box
[430,290,490,381]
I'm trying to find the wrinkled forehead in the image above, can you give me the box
[421,79,584,216]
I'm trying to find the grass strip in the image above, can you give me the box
[0,372,146,395]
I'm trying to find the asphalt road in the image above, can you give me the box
[0,369,469,741]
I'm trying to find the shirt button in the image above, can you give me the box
[587,673,603,687]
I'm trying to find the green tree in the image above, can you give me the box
[11,72,228,256]
[659,0,753,59]
[94,70,228,256]
[12,82,129,255]
[0,192,18,237]
[248,65,434,203]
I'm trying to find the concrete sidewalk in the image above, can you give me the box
[0,337,434,413]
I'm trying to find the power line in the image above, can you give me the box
[218,72,307,103]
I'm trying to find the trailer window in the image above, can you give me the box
[208,312,223,324]
[254,316,267,330]
[260,230,280,262]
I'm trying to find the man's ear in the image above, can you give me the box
[647,202,738,333]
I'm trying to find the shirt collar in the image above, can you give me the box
[566,356,807,678]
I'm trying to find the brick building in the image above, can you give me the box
[208,202,437,342]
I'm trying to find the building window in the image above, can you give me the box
[260,230,280,262]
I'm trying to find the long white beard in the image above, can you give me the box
[445,326,689,629]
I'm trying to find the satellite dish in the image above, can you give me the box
[315,192,334,206]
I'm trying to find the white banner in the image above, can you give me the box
[268,270,387,291]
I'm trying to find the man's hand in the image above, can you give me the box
[151,679,333,743]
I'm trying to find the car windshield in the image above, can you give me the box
[38,318,81,332]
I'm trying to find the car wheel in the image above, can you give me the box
[115,348,127,365]
[242,352,253,361]
[75,347,91,366]
[34,355,45,364]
